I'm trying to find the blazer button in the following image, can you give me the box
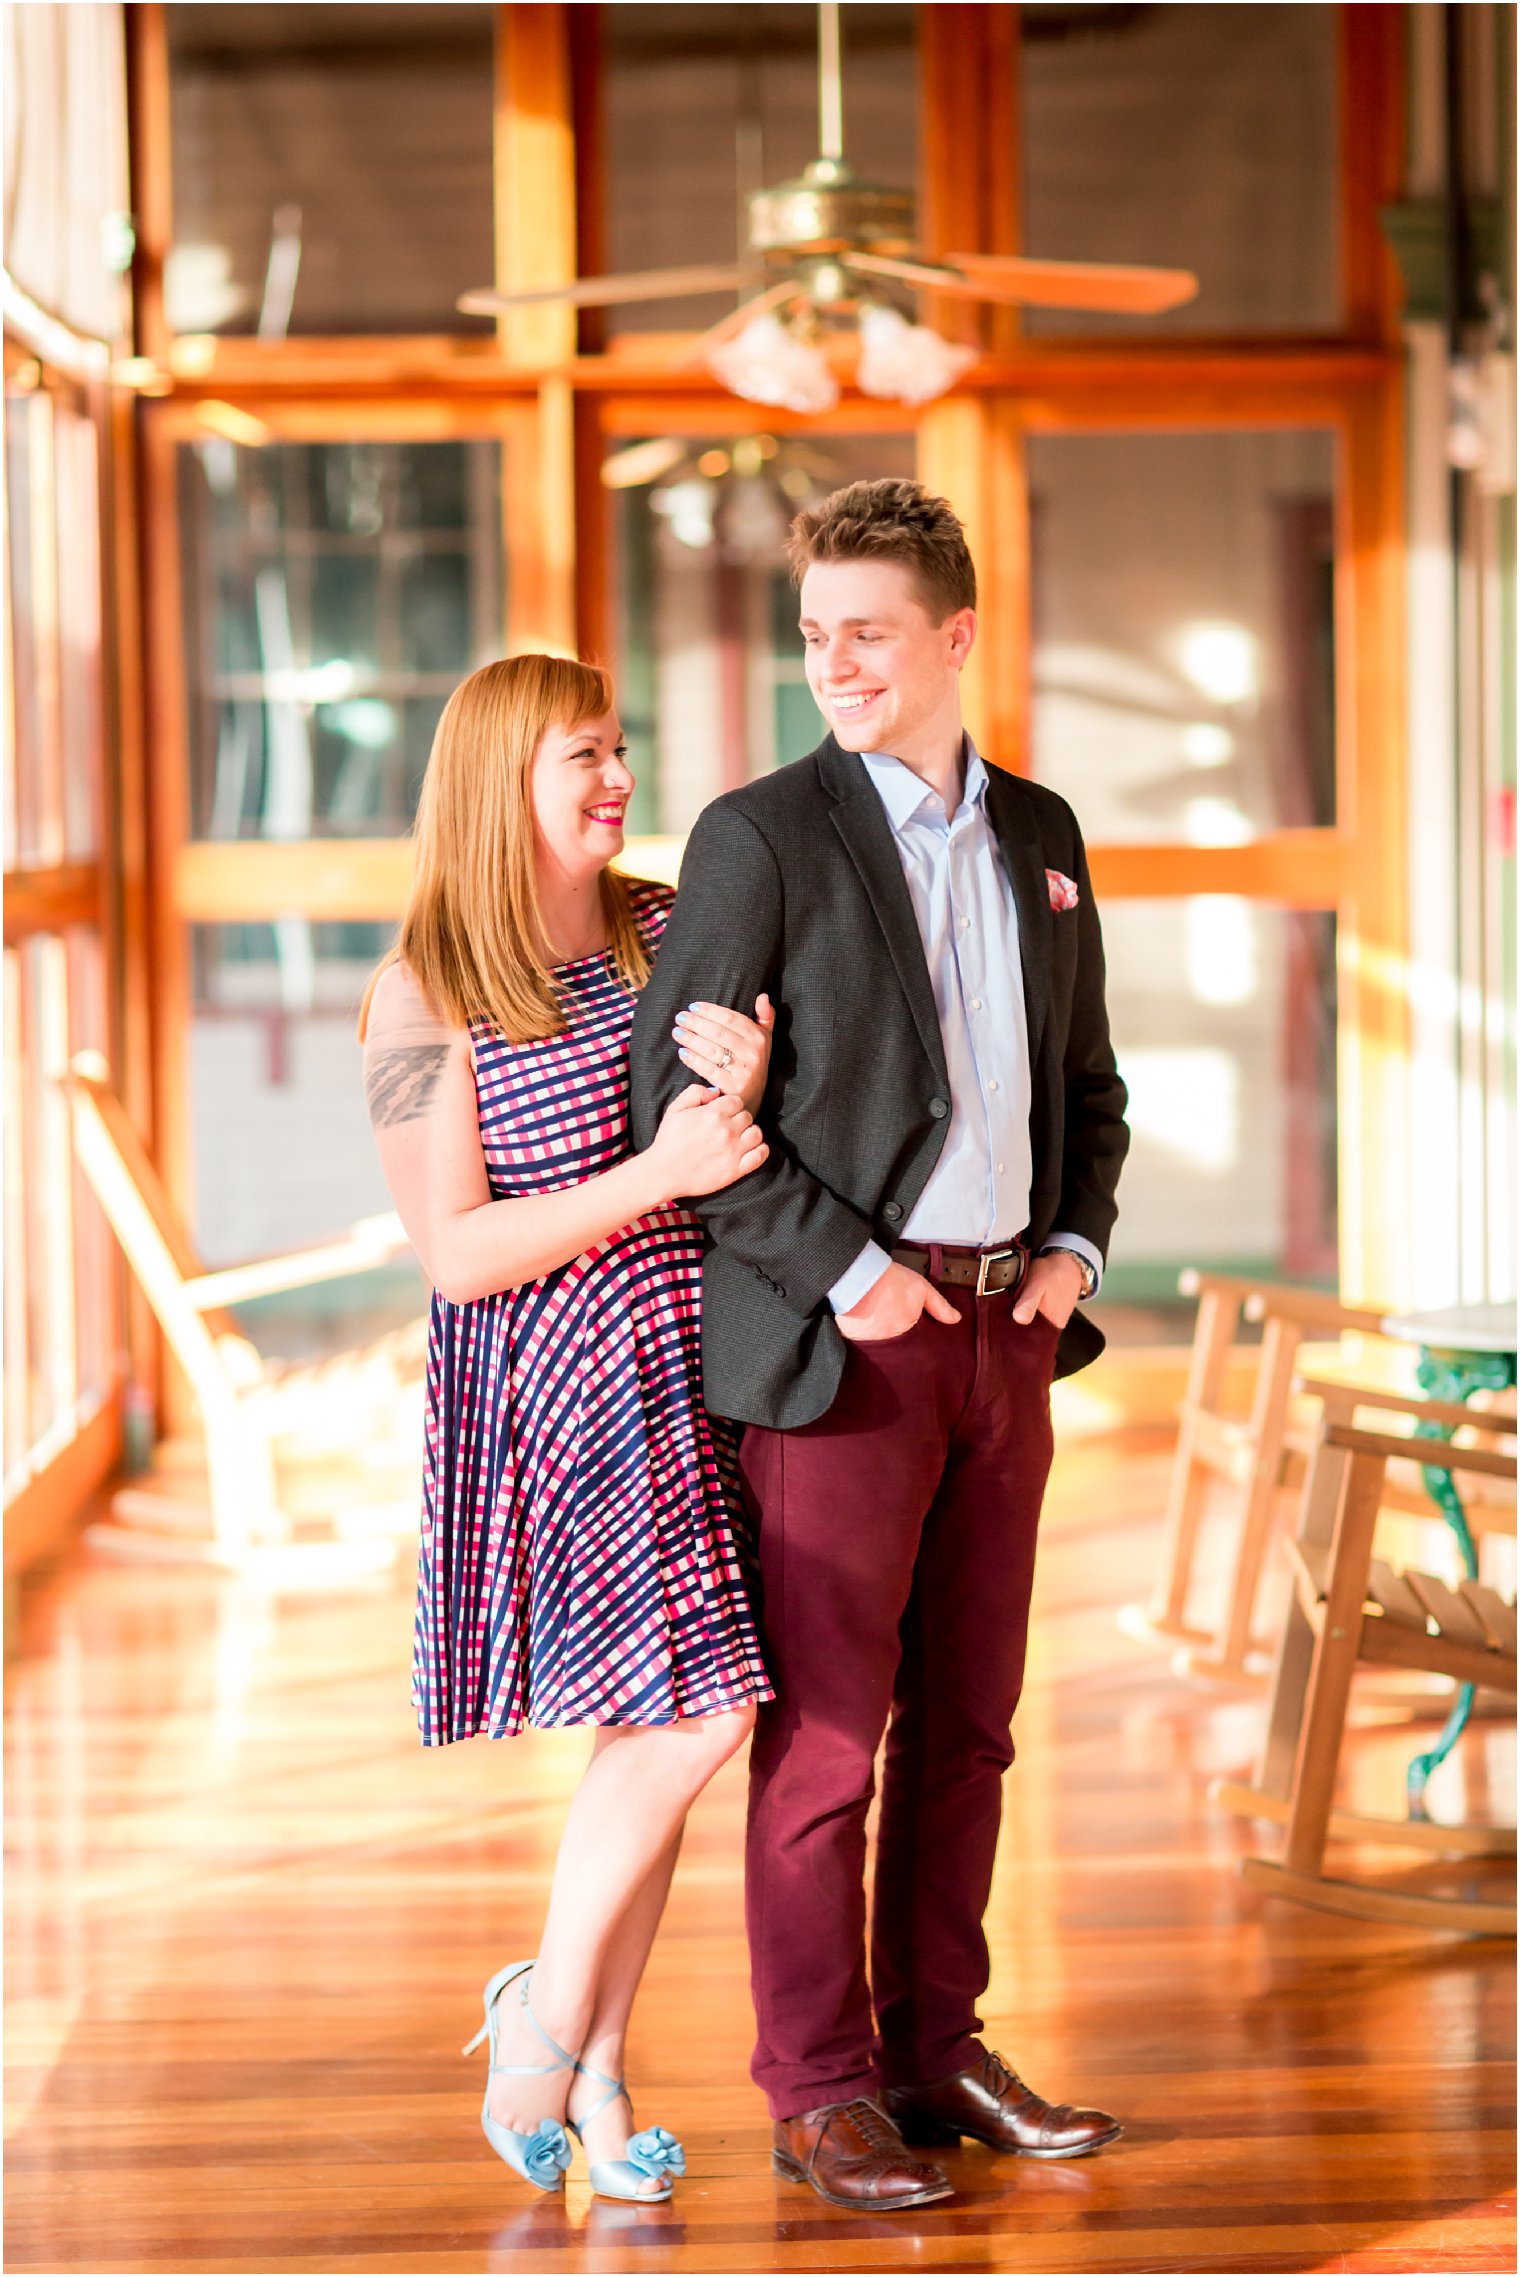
[929,1096,950,1119]
[882,1201,904,1224]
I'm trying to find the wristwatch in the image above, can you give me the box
[1042,1245,1098,1301]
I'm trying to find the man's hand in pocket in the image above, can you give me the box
[838,1261,959,1343]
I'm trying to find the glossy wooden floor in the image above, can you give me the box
[5,1426,1515,2274]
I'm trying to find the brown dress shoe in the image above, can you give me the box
[884,2049,1122,2159]
[772,2097,954,2210]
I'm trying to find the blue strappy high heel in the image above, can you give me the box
[567,2057,686,2203]
[461,1960,575,2191]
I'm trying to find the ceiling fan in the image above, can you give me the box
[459,3,1198,409]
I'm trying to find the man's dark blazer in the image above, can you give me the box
[628,734,1129,1430]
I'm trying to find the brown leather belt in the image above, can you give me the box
[891,1239,1029,1298]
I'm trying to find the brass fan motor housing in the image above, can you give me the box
[747,158,916,259]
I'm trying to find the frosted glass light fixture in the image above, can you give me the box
[705,312,839,415]
[855,304,976,404]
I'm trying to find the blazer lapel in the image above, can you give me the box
[983,765,1053,1068]
[820,742,948,1084]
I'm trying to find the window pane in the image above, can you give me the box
[179,438,506,840]
[5,394,38,870]
[165,4,495,335]
[188,922,426,1355]
[3,949,30,1487]
[54,406,103,860]
[1094,904,1338,1345]
[4,389,62,868]
[1029,429,1337,840]
[5,387,108,867]
[2,929,113,1495]
[66,928,114,1414]
[1021,3,1340,335]
[613,429,915,834]
[601,4,919,334]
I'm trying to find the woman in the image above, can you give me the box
[361,654,775,2204]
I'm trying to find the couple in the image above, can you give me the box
[362,479,1129,2213]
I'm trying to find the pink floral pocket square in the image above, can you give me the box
[1046,868,1080,913]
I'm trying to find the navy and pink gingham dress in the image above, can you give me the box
[413,878,773,1744]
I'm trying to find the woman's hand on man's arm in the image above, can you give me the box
[672,993,775,1115]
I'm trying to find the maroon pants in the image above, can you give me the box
[741,1288,1059,2120]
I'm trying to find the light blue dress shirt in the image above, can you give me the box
[827,740,1103,1315]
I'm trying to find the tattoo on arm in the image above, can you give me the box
[365,1043,451,1129]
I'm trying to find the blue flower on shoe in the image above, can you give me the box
[523,2119,573,2187]
[627,2125,685,2180]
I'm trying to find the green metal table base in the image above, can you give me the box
[1407,1343,1518,1810]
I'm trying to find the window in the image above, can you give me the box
[187,921,424,1355]
[1020,3,1341,334]
[1098,905,1338,1338]
[165,3,496,336]
[179,437,506,840]
[1029,428,1337,839]
[5,391,104,866]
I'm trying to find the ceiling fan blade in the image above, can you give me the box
[678,279,802,367]
[844,251,975,292]
[600,437,691,490]
[457,264,748,316]
[945,253,1199,313]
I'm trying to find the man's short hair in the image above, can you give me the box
[786,477,976,622]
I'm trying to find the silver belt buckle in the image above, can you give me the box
[975,1245,1016,1298]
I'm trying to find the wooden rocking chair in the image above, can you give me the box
[1231,1411,1516,1935]
[1120,1272,1514,1690]
[63,1051,426,1584]
[1118,1273,1392,1685]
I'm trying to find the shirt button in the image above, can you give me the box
[929,1097,949,1119]
[959,915,970,930]
[971,997,982,1011]
[996,1161,1005,1174]
[988,1078,1000,1092]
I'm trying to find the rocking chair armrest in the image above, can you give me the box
[1296,1375,1516,1438]
[1177,1271,1387,1335]
[182,1214,412,1311]
[1321,1420,1518,1482]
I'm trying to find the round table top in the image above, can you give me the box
[1380,1300,1519,1355]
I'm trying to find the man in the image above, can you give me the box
[629,479,1129,2212]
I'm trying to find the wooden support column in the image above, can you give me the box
[1337,1,1412,1312]
[1340,0,1410,1307]
[1342,2,1408,342]
[124,2,173,361]
[919,3,1019,351]
[916,5,1025,768]
[497,4,578,652]
[1338,369,1411,1310]
[917,395,1029,773]
[138,407,196,1432]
